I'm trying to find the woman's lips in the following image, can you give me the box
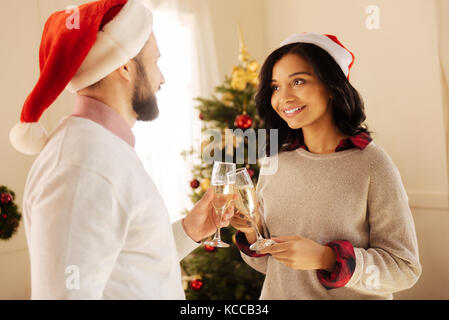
[283,105,306,118]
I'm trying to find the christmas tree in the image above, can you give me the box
[180,28,265,300]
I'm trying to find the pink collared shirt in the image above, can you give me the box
[71,95,135,148]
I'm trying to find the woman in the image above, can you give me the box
[231,32,421,299]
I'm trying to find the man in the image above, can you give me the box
[9,0,233,299]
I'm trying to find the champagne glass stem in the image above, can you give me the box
[251,220,264,240]
[212,208,224,241]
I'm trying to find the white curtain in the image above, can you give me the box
[133,0,220,221]
[435,0,449,190]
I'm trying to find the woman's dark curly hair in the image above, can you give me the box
[255,42,371,156]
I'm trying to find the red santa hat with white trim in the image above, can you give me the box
[9,0,153,155]
[279,32,355,80]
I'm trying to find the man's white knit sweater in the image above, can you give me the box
[23,96,199,299]
[242,142,421,299]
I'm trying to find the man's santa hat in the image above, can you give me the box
[280,32,355,80]
[9,0,153,155]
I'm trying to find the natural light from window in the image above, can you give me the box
[132,9,200,222]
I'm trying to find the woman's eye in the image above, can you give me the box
[293,79,304,86]
[271,85,279,93]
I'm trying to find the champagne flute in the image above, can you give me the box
[203,161,236,248]
[232,168,275,251]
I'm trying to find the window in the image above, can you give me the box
[133,9,202,222]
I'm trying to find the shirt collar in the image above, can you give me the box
[283,131,372,152]
[71,95,135,148]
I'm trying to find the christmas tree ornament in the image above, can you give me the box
[190,179,200,189]
[247,60,260,73]
[247,168,255,178]
[221,92,234,107]
[199,113,204,120]
[246,71,259,87]
[0,193,12,204]
[232,233,237,246]
[204,244,216,252]
[200,179,210,192]
[238,23,250,64]
[190,278,204,291]
[246,60,260,86]
[230,66,247,91]
[234,114,253,129]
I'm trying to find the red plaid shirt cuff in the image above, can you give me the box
[316,240,356,289]
[235,230,268,258]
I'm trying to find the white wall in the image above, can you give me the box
[1,0,41,300]
[0,0,88,300]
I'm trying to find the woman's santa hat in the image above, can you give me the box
[9,0,153,155]
[280,32,355,79]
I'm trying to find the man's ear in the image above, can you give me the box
[116,61,134,82]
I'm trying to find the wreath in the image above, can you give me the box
[0,186,22,240]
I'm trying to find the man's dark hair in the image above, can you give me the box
[84,49,145,91]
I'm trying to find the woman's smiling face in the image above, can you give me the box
[270,53,332,130]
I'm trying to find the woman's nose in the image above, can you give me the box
[279,87,295,105]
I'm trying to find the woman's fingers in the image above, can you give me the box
[230,210,253,230]
[258,241,290,255]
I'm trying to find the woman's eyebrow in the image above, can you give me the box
[288,71,311,77]
[271,71,312,82]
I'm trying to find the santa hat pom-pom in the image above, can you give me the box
[9,122,49,155]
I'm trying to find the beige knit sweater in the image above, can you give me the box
[242,142,421,299]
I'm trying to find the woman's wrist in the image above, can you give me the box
[237,227,257,244]
[320,245,336,272]
[245,229,258,244]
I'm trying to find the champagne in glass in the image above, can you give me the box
[234,185,256,217]
[203,161,236,248]
[212,183,235,212]
[233,168,275,251]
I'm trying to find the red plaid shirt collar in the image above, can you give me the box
[284,131,372,152]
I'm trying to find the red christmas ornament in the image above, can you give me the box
[247,168,255,178]
[0,193,12,204]
[190,179,200,189]
[190,278,203,291]
[2,214,7,219]
[199,113,204,120]
[234,114,253,129]
[204,245,216,252]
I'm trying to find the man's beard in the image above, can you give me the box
[131,58,159,122]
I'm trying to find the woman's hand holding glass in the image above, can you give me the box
[230,168,275,251]
[230,202,262,244]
